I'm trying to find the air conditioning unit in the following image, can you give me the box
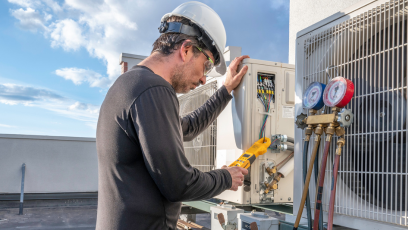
[179,58,295,205]
[295,0,408,229]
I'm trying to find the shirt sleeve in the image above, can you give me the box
[181,85,232,142]
[131,86,232,202]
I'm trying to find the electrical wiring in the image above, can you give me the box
[257,74,274,142]
[259,93,273,139]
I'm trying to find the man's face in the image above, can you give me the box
[171,47,213,94]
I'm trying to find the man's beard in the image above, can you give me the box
[171,62,200,94]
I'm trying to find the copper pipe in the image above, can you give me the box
[277,152,294,169]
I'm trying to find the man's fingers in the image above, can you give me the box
[228,58,239,70]
[240,167,249,175]
[230,55,250,70]
[221,165,228,169]
[235,65,248,80]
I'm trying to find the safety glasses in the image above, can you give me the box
[195,46,214,75]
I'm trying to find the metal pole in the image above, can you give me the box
[19,163,26,215]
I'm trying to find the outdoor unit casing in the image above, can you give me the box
[295,0,408,229]
[179,59,295,205]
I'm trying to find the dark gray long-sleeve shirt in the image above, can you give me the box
[95,65,233,230]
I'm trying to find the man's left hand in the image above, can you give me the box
[223,55,250,94]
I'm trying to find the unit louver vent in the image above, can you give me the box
[301,0,408,226]
[178,81,217,172]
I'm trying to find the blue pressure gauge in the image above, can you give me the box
[303,82,326,110]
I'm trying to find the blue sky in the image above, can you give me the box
[0,0,289,137]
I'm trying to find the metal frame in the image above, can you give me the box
[179,81,218,173]
[182,200,292,214]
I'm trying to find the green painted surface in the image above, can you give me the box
[183,200,294,215]
[252,204,293,215]
[279,220,308,230]
[182,200,216,213]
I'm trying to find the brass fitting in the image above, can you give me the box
[332,107,341,113]
[264,174,282,194]
[335,126,346,137]
[335,138,346,155]
[264,182,278,194]
[309,109,318,116]
[325,125,335,135]
[266,166,277,176]
[314,124,324,136]
[305,126,313,141]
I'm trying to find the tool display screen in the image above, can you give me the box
[242,154,250,158]
[241,221,251,230]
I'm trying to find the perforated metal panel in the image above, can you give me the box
[178,81,217,172]
[298,0,408,227]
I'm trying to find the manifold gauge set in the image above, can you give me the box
[294,73,355,230]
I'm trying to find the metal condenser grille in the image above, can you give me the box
[178,81,217,172]
[302,0,408,226]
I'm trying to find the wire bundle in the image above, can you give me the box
[257,75,274,140]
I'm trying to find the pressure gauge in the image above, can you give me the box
[303,82,326,110]
[323,76,354,108]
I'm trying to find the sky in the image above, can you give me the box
[0,0,290,138]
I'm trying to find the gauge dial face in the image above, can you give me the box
[323,77,349,107]
[303,82,324,109]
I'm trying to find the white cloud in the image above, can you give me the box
[42,0,62,12]
[69,101,99,114]
[8,0,184,86]
[8,0,62,12]
[0,83,99,124]
[50,19,84,51]
[10,7,48,32]
[0,83,64,105]
[0,124,16,128]
[55,67,111,88]
[8,0,40,8]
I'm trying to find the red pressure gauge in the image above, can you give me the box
[323,77,354,108]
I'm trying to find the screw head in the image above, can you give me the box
[345,115,350,121]
[288,197,292,201]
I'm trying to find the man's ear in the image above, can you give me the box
[179,40,193,63]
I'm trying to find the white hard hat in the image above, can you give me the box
[160,1,227,76]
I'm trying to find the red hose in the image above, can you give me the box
[313,140,331,230]
[327,154,341,230]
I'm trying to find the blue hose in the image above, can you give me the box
[314,142,323,230]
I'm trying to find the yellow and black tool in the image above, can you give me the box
[229,138,271,169]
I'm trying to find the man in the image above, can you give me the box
[96,2,249,229]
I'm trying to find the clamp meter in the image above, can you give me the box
[229,138,271,169]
